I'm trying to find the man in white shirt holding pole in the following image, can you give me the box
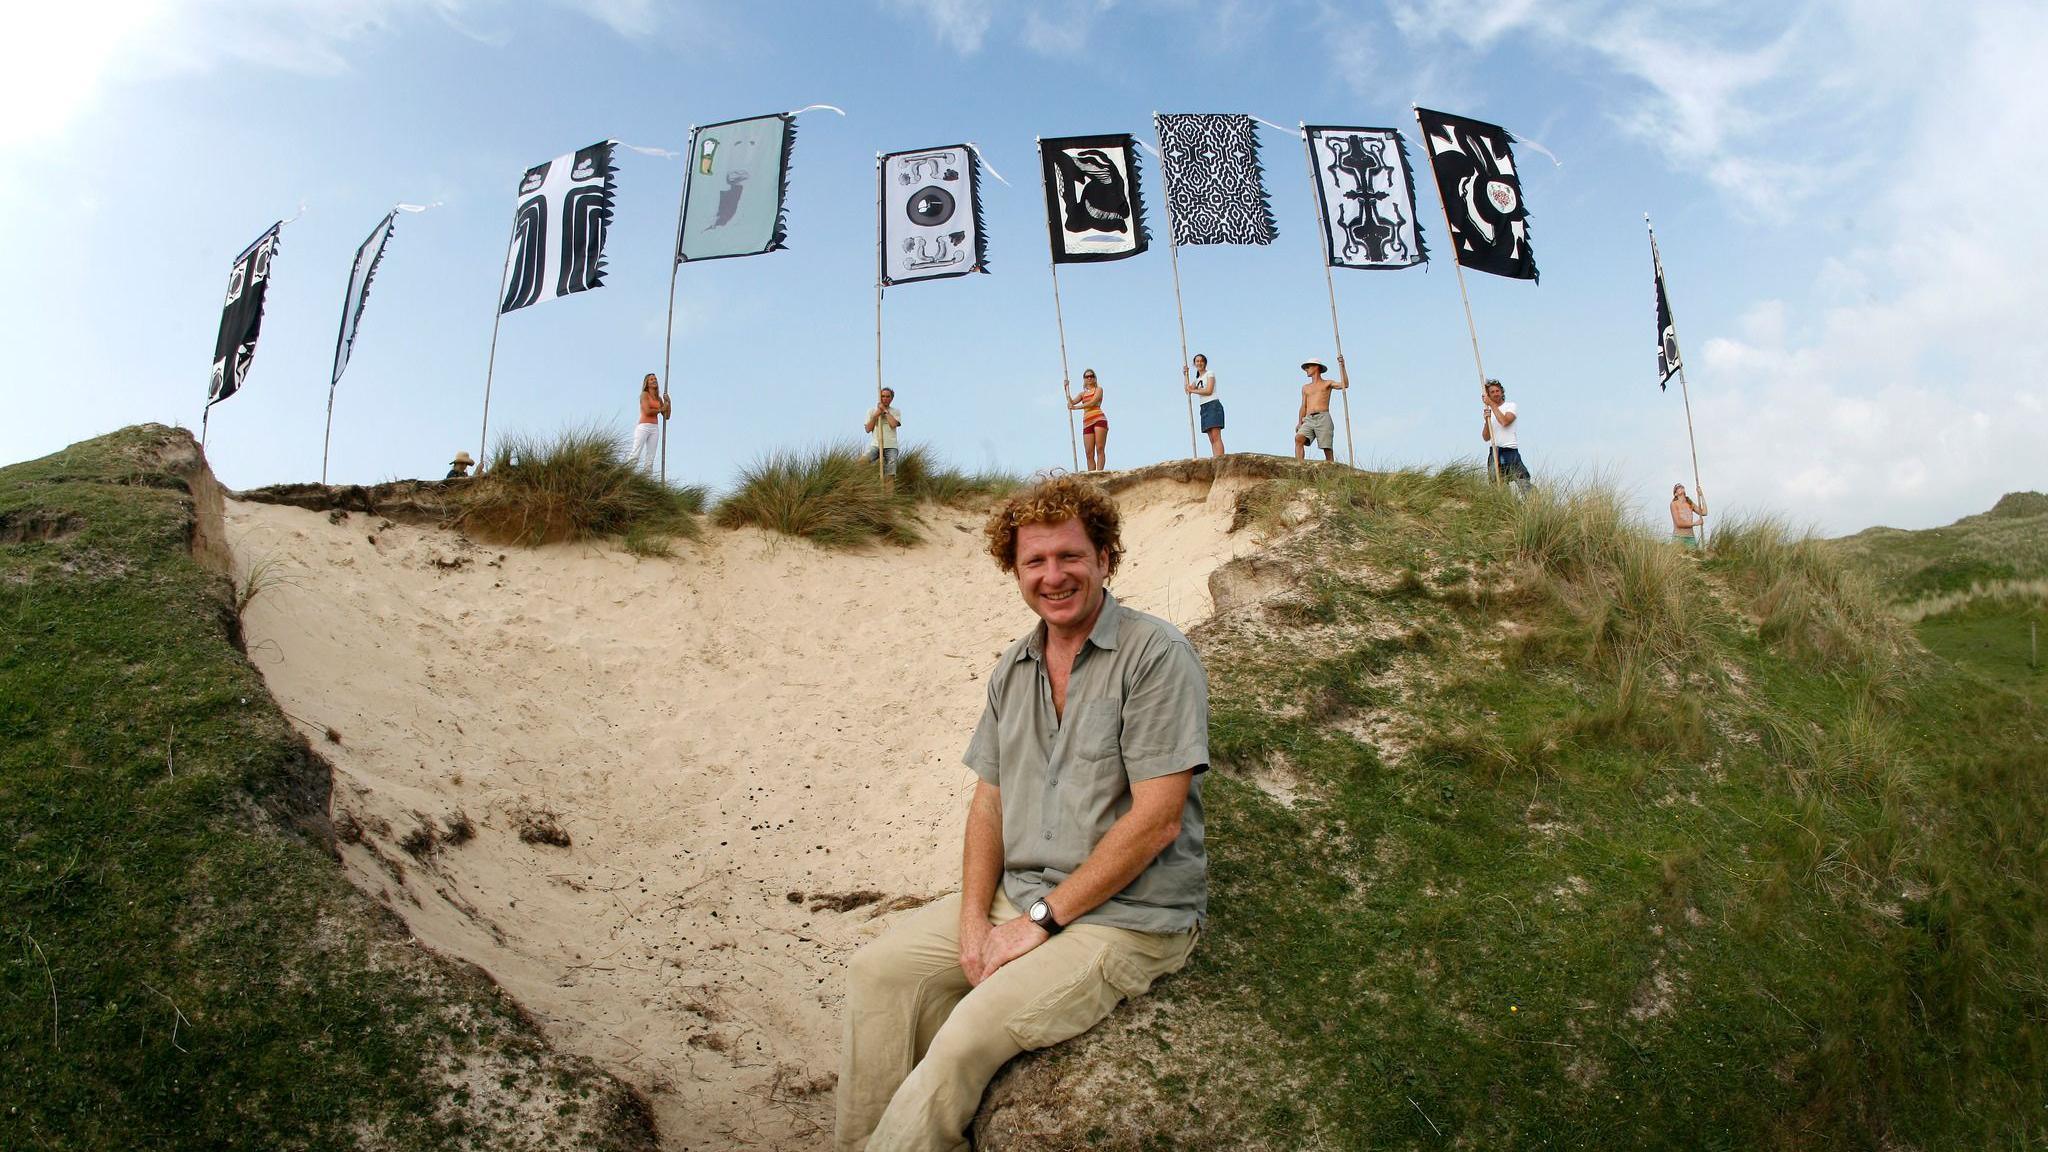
[1481,379,1531,493]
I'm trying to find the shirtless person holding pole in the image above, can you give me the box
[1293,356,1347,462]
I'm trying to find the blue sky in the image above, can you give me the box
[4,0,2042,535]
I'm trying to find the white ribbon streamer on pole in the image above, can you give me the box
[963,142,1009,187]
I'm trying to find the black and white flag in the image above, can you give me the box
[1414,107,1537,282]
[1305,125,1427,270]
[208,222,282,407]
[1653,242,1681,387]
[332,211,397,387]
[501,140,617,313]
[879,144,988,286]
[1154,113,1276,246]
[1038,134,1148,264]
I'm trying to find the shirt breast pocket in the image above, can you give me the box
[1068,697,1122,763]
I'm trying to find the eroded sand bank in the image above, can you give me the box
[229,471,1255,1149]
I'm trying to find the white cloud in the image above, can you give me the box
[1,1,175,148]
[0,0,656,151]
[1685,4,2048,529]
[880,0,998,54]
[1021,0,1119,56]
[560,0,661,37]
[1381,0,1939,218]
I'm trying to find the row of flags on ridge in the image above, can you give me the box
[208,105,1683,426]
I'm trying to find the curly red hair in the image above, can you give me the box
[983,475,1124,578]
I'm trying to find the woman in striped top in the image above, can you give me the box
[1069,369,1108,472]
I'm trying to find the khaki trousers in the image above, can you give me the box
[835,891,1196,1152]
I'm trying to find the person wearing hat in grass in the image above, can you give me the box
[1293,356,1347,461]
[633,372,670,475]
[445,451,474,480]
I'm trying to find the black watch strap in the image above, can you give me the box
[1030,898,1064,935]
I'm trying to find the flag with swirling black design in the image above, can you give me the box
[880,144,988,286]
[208,222,282,406]
[1414,108,1536,281]
[1154,113,1276,246]
[500,140,617,313]
[1653,242,1681,387]
[1039,134,1148,264]
[1305,125,1427,270]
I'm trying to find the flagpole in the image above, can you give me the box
[1151,116,1198,461]
[1049,263,1082,473]
[875,153,889,493]
[1036,139,1081,473]
[1648,215,1706,544]
[1414,106,1496,483]
[479,213,517,472]
[1300,126,1357,468]
[321,377,338,485]
[661,126,696,488]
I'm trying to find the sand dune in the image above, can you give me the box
[228,469,1257,1149]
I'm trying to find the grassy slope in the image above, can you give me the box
[1831,491,2048,602]
[1831,490,2048,702]
[0,427,655,1152]
[979,469,2047,1150]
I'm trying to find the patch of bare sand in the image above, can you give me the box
[228,469,1257,1149]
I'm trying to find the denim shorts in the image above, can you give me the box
[1491,446,1530,481]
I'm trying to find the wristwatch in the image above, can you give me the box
[1027,898,1064,935]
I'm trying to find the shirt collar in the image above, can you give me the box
[1018,589,1122,663]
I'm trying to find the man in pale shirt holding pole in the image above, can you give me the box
[1481,378,1532,493]
[866,387,902,481]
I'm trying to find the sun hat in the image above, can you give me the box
[1301,359,1328,374]
[450,451,475,466]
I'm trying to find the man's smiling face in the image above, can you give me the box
[1014,517,1108,634]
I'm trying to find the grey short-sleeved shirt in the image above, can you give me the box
[963,592,1209,932]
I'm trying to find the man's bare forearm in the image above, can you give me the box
[960,781,1004,924]
[1043,772,1189,922]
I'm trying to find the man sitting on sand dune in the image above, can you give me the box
[836,475,1209,1152]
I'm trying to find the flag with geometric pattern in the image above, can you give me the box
[1154,113,1277,246]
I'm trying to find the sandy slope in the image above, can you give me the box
[228,470,1256,1149]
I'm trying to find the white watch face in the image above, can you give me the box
[1030,900,1048,922]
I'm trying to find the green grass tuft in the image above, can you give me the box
[712,441,1018,548]
[450,426,701,547]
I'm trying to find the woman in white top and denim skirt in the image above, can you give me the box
[1184,353,1224,457]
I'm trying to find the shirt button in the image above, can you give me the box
[1044,831,1053,840]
